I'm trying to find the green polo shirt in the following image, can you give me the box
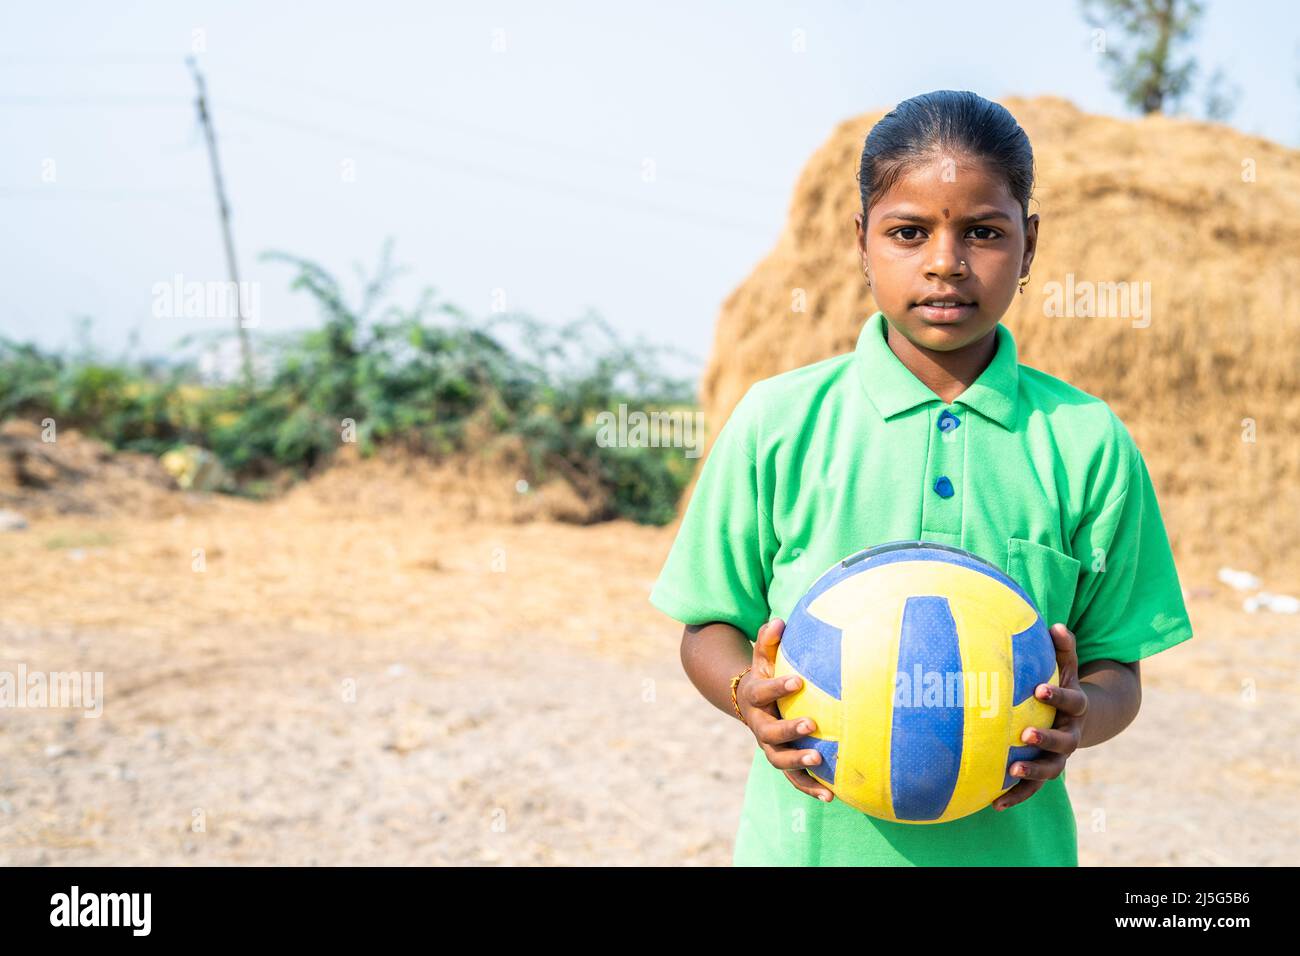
[649,310,1193,866]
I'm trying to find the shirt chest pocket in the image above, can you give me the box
[1005,538,1081,630]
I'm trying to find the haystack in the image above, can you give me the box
[694,96,1300,580]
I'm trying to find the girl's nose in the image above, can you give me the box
[925,239,969,279]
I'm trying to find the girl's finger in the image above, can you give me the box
[755,715,819,747]
[1008,752,1067,782]
[993,778,1043,811]
[1020,725,1077,755]
[762,741,825,772]
[783,769,834,803]
[753,618,785,676]
[1036,682,1088,717]
[745,673,803,707]
[1049,622,1079,660]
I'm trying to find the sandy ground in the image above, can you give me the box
[0,498,1295,865]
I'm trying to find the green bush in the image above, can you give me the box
[0,245,701,525]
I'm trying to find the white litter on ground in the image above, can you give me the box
[1218,567,1262,592]
[1243,592,1300,615]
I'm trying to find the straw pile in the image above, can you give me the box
[695,96,1300,580]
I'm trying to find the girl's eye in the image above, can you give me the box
[890,225,1000,241]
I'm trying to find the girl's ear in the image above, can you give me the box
[1021,213,1040,274]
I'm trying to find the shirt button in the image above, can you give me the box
[937,410,960,433]
[933,476,954,498]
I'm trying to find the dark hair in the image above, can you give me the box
[858,90,1035,220]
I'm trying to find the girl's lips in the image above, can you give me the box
[914,303,977,322]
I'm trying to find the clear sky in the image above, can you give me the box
[2,1,1296,374]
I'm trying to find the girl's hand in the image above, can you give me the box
[993,622,1088,812]
[736,618,834,803]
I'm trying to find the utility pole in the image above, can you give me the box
[187,56,255,390]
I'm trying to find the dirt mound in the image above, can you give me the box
[0,420,186,519]
[273,434,608,526]
[0,417,605,526]
[696,96,1300,580]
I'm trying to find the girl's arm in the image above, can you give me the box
[997,624,1143,811]
[679,618,835,802]
[682,621,1142,745]
[1077,659,1142,749]
[679,621,753,720]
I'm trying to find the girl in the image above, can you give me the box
[649,90,1193,866]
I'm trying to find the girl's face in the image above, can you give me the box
[854,154,1038,353]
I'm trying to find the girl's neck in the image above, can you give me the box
[884,323,999,405]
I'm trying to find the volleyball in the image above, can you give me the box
[774,540,1058,824]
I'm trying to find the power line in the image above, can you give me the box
[219,100,774,236]
[0,186,208,205]
[0,89,779,234]
[0,57,787,199]
[0,92,772,233]
[230,64,787,200]
[0,66,780,235]
[0,53,181,64]
[0,94,190,107]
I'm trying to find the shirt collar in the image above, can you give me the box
[853,310,1020,429]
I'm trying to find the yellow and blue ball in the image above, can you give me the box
[775,540,1058,824]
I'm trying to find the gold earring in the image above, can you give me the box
[1018,274,1030,295]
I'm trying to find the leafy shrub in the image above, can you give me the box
[0,245,700,524]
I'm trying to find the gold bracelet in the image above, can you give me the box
[730,665,752,720]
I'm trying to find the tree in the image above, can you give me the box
[1202,66,1240,123]
[1080,0,1205,115]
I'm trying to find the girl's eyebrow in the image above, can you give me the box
[881,209,1012,224]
